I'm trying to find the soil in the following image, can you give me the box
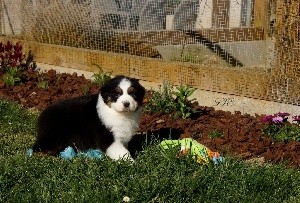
[0,68,300,169]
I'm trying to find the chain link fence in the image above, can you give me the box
[0,0,299,104]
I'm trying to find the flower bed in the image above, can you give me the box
[0,41,300,168]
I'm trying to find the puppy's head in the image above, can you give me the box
[100,75,145,113]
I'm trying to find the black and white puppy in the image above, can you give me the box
[32,75,145,161]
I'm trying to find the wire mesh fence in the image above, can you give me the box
[0,0,299,104]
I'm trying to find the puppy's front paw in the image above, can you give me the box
[106,141,133,162]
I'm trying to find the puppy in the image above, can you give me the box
[32,75,145,161]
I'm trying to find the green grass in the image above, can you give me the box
[1,99,300,203]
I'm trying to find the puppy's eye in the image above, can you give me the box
[115,87,123,96]
[128,87,136,98]
[130,93,136,99]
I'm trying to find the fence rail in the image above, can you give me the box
[0,0,299,105]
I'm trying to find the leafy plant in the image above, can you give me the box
[91,64,112,86]
[261,112,300,142]
[82,83,92,95]
[145,81,197,119]
[0,41,26,71]
[36,74,49,89]
[2,67,21,86]
[173,85,197,119]
[208,130,224,138]
[272,125,300,142]
[37,80,49,90]
[144,81,176,114]
[25,50,38,71]
[0,41,36,86]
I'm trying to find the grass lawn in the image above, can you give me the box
[0,99,300,203]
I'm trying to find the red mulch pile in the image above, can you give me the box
[0,68,300,168]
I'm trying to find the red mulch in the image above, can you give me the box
[0,68,299,168]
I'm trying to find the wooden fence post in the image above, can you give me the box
[275,0,299,76]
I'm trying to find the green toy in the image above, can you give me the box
[160,138,223,164]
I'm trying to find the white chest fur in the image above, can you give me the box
[96,95,142,145]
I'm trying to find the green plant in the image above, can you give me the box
[25,50,38,71]
[261,112,300,142]
[173,85,197,119]
[1,99,300,202]
[81,83,92,95]
[91,64,112,86]
[0,41,36,86]
[37,80,49,90]
[53,74,62,86]
[144,81,176,114]
[271,125,300,142]
[0,99,37,135]
[36,74,49,89]
[145,81,197,119]
[2,67,21,86]
[0,41,25,71]
[208,130,224,138]
[179,52,206,63]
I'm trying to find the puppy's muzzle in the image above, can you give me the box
[123,101,130,108]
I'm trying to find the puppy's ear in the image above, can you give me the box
[101,91,112,106]
[105,96,112,107]
[131,78,140,83]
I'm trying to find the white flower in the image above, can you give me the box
[123,196,130,202]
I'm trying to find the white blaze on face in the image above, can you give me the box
[111,78,138,113]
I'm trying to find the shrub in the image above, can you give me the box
[144,81,197,119]
[208,130,224,138]
[0,41,25,71]
[144,81,176,114]
[91,64,112,86]
[2,67,21,86]
[173,85,197,119]
[261,112,300,142]
[0,41,37,86]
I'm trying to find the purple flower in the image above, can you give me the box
[292,116,300,124]
[276,112,290,118]
[272,116,284,124]
[261,115,274,124]
[4,41,12,52]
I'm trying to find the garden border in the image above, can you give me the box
[0,36,299,106]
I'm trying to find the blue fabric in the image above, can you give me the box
[60,146,77,160]
[60,146,104,160]
[26,148,33,157]
[78,149,103,159]
[26,146,104,160]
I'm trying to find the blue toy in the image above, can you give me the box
[59,146,77,160]
[27,146,104,160]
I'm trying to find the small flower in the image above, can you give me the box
[4,41,13,52]
[143,98,148,104]
[276,112,290,118]
[276,112,290,122]
[123,196,130,202]
[272,116,284,124]
[261,115,274,124]
[292,115,300,124]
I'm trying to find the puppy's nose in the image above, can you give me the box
[123,101,130,108]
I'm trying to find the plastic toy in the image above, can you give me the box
[60,146,104,160]
[27,146,104,160]
[160,138,223,164]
